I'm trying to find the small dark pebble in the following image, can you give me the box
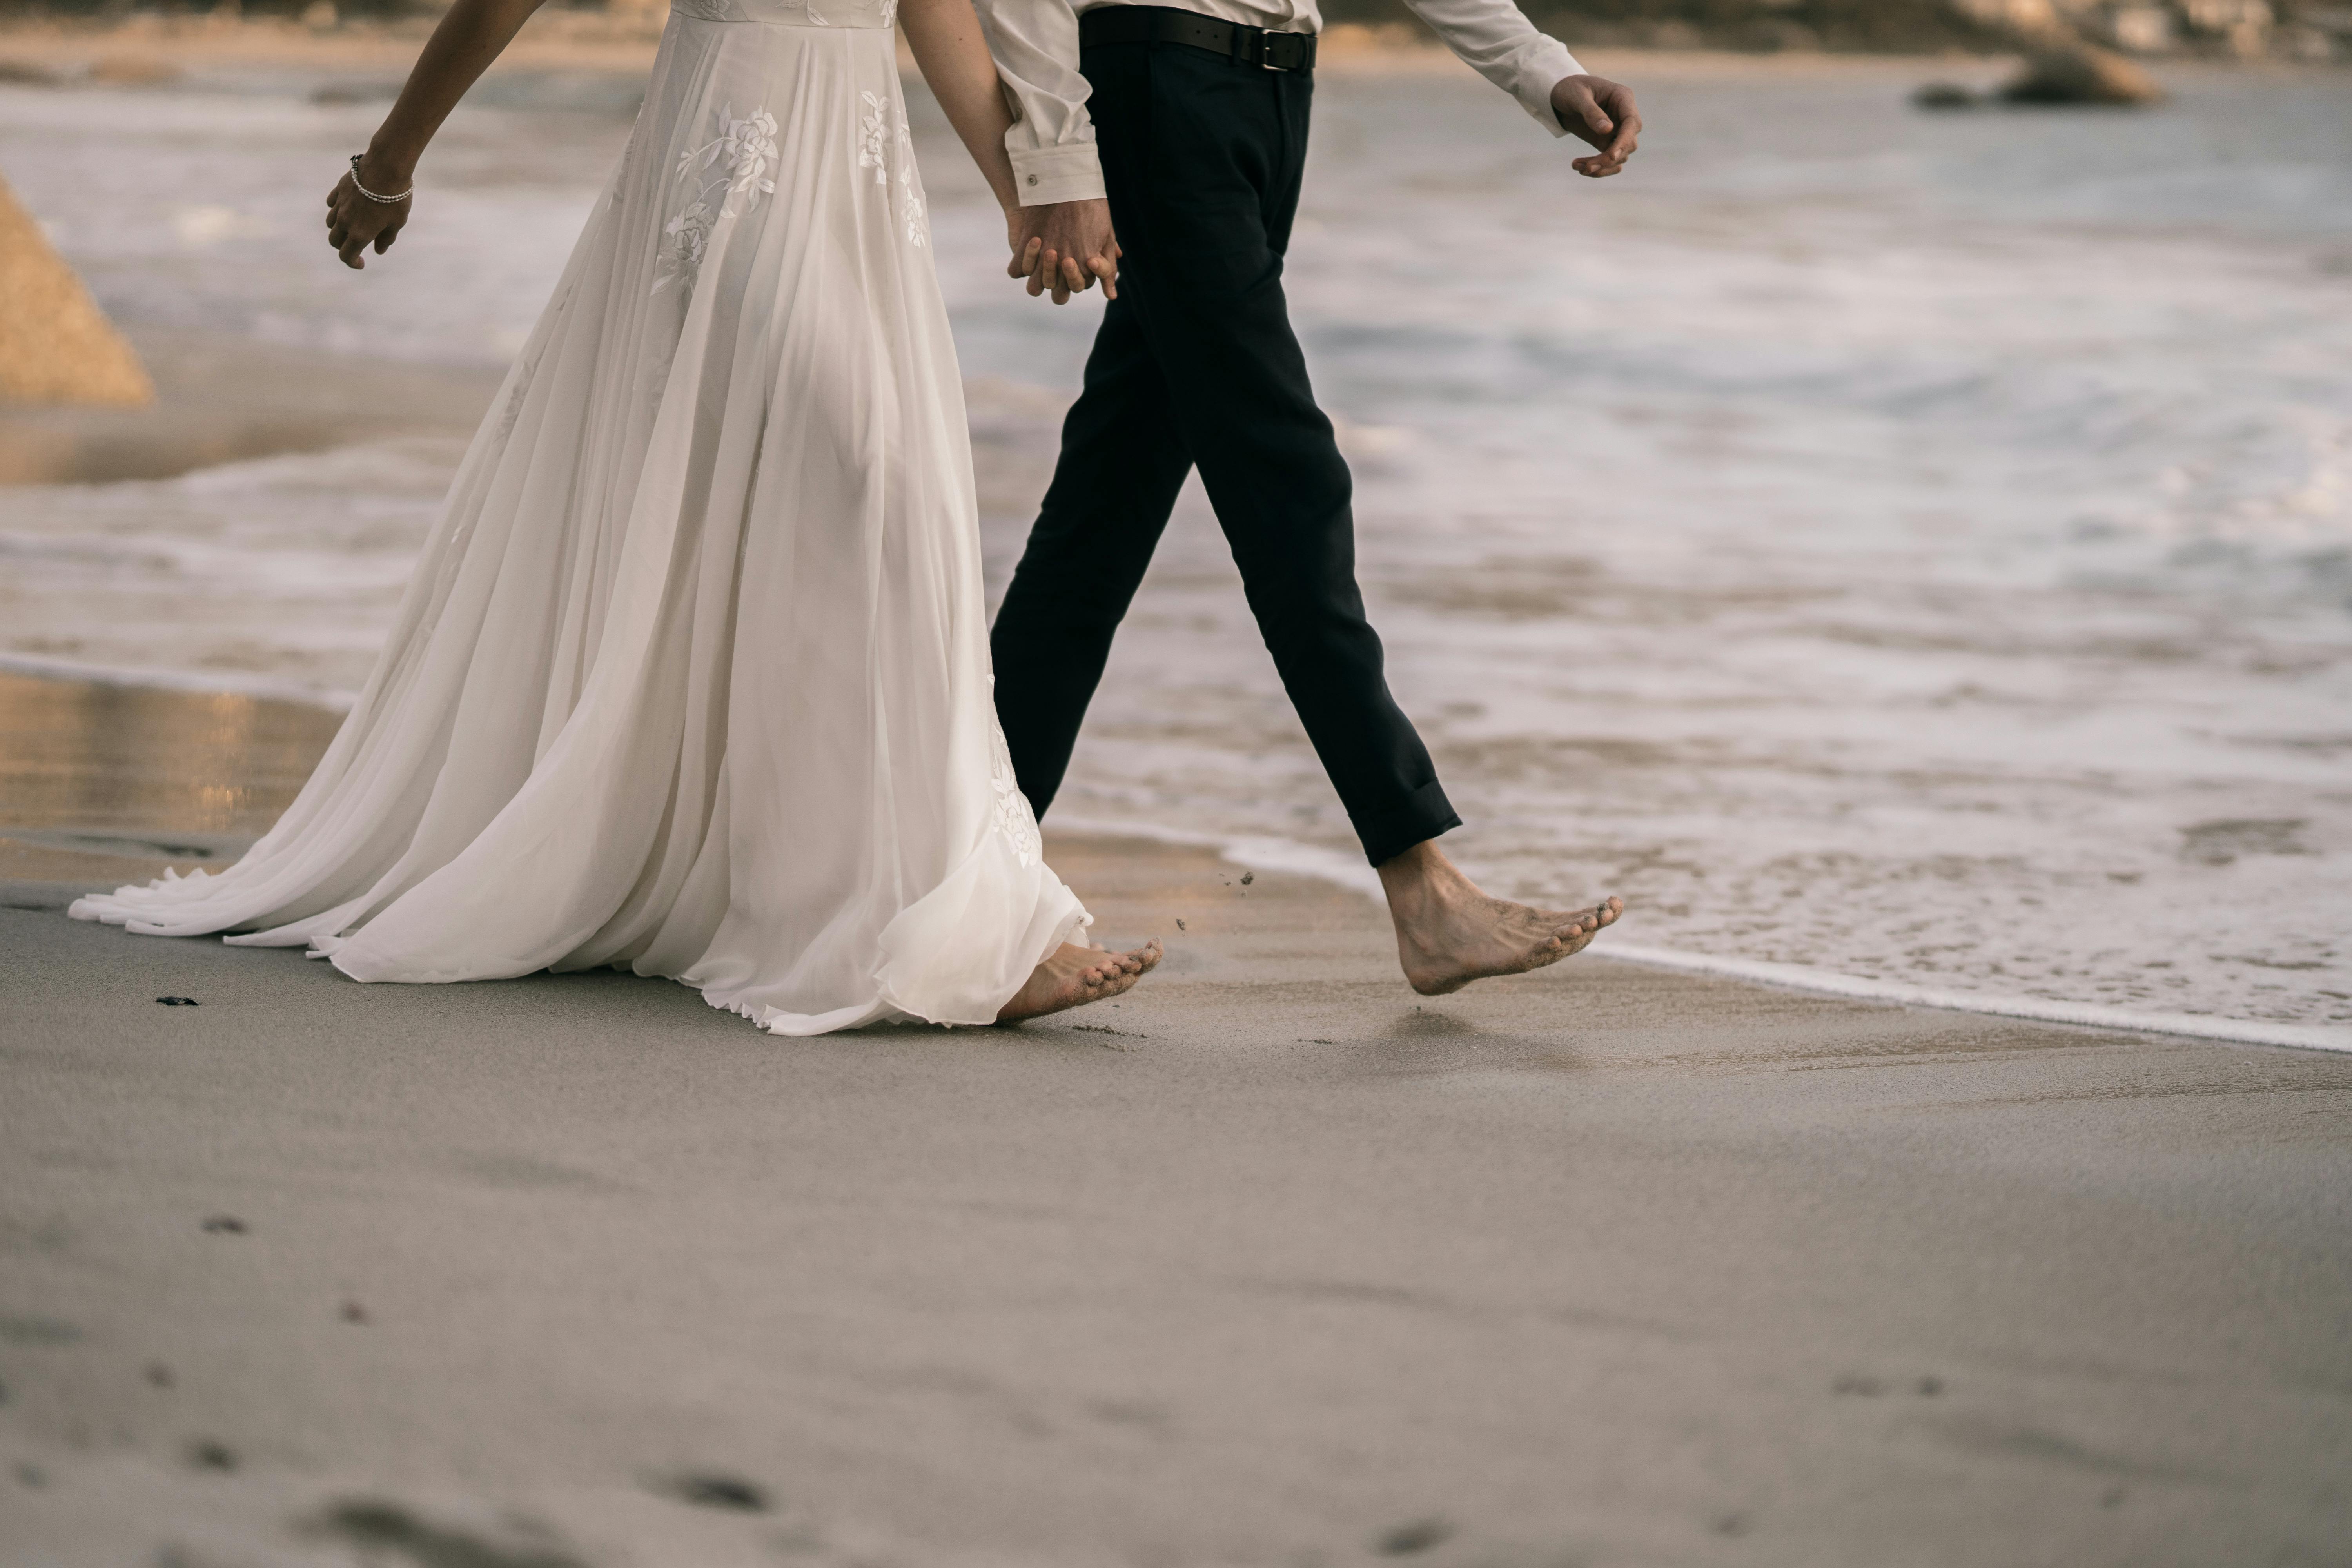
[146,1362,174,1388]
[1916,1375,1945,1396]
[187,1439,238,1472]
[201,1216,247,1235]
[156,996,201,1007]
[671,1473,769,1512]
[1174,918,1185,931]
[15,1461,43,1488]
[1374,1518,1454,1556]
[1238,872,1253,885]
[341,1301,369,1324]
[1832,1373,1885,1396]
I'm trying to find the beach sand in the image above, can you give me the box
[4,23,2350,1561]
[3,668,2349,1566]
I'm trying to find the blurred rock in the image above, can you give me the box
[1502,0,2347,60]
[0,172,154,409]
[0,60,62,86]
[1948,0,2065,33]
[2181,0,2273,54]
[87,56,183,86]
[2000,44,2165,102]
[2109,4,2177,50]
[2280,21,2339,57]
[1913,80,1984,107]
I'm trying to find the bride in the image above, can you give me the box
[71,0,1160,1032]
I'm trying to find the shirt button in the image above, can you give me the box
[1026,174,1038,185]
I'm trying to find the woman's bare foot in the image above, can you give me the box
[1377,840,1622,997]
[996,940,1163,1024]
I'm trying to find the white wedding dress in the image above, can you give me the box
[71,0,1093,1033]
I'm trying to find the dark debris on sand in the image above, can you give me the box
[664,1472,771,1512]
[1374,1517,1455,1555]
[306,1499,591,1568]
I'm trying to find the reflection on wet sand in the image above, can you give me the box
[0,670,338,882]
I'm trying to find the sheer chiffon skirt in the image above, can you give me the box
[70,0,1091,1034]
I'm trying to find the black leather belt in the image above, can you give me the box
[1079,5,1318,71]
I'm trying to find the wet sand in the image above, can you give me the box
[2,668,2349,1566]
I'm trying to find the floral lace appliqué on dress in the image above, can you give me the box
[857,92,929,248]
[987,722,1042,868]
[653,104,780,297]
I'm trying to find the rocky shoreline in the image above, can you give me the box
[1526,0,2344,61]
[0,0,2343,67]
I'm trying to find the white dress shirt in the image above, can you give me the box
[972,0,1588,205]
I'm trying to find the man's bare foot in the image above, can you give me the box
[1377,840,1622,997]
[996,939,1163,1024]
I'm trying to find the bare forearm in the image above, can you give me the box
[900,0,1021,213]
[365,0,549,181]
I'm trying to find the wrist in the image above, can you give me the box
[360,140,419,185]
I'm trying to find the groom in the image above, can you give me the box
[975,0,1639,994]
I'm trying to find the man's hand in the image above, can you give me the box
[1548,75,1641,178]
[1006,198,1119,305]
[325,153,412,269]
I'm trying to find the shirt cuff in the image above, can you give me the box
[1009,142,1107,207]
[1510,39,1588,139]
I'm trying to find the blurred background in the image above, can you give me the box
[0,0,2346,1035]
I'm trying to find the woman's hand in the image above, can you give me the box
[325,154,412,270]
[318,0,548,270]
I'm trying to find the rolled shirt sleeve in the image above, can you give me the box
[1395,0,1586,138]
[970,0,1109,204]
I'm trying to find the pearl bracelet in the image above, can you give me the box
[348,154,413,205]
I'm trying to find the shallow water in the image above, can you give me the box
[1,56,2347,1032]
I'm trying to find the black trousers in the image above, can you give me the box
[988,36,1460,867]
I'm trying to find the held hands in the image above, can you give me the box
[1549,75,1642,178]
[325,154,413,269]
[1006,198,1119,305]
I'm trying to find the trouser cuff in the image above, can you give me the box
[1352,781,1462,868]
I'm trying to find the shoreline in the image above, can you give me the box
[10,659,2345,1055]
